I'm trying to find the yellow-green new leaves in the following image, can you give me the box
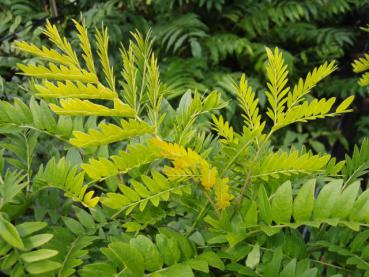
[17,63,98,83]
[352,25,369,86]
[252,150,331,180]
[82,143,161,180]
[152,138,233,209]
[235,47,353,134]
[273,96,354,131]
[73,19,96,74]
[101,172,191,215]
[214,178,233,209]
[70,119,155,147]
[34,81,117,100]
[233,74,264,132]
[15,41,75,66]
[43,20,80,68]
[95,27,115,92]
[34,158,99,208]
[353,53,369,86]
[49,98,135,117]
[287,61,337,108]
[16,20,138,123]
[265,47,290,125]
[211,115,239,145]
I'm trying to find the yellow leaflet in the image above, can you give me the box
[49,98,136,117]
[287,61,336,108]
[70,119,155,147]
[200,165,217,190]
[252,150,331,181]
[35,81,117,100]
[215,178,233,209]
[17,63,98,83]
[15,41,76,67]
[152,138,230,204]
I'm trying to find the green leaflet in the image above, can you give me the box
[33,158,99,208]
[81,143,160,181]
[271,181,293,224]
[313,180,343,220]
[3,15,368,277]
[101,171,192,215]
[293,179,315,222]
[0,216,24,249]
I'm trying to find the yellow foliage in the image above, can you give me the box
[49,98,136,117]
[152,137,231,208]
[17,63,98,83]
[70,119,155,147]
[214,178,233,209]
[35,81,117,100]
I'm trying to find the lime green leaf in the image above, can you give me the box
[79,263,116,277]
[156,234,180,266]
[62,217,85,234]
[271,181,292,223]
[313,180,342,219]
[20,249,58,263]
[186,258,209,272]
[257,186,272,224]
[23,234,54,250]
[245,201,258,227]
[16,222,47,237]
[156,264,194,277]
[246,244,260,269]
[336,95,354,113]
[108,242,145,277]
[25,260,61,274]
[293,179,316,222]
[198,251,224,271]
[0,217,24,249]
[130,235,163,272]
[331,181,360,219]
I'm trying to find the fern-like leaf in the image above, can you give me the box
[95,27,115,92]
[81,143,160,181]
[17,63,98,83]
[49,98,135,117]
[34,81,117,100]
[287,61,337,108]
[265,47,290,125]
[70,120,154,147]
[342,138,369,185]
[73,19,96,74]
[233,74,264,132]
[152,138,233,208]
[274,96,354,131]
[252,150,331,180]
[33,158,99,208]
[211,115,239,144]
[101,171,192,215]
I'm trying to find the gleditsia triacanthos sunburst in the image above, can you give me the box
[152,137,233,209]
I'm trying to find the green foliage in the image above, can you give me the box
[0,17,368,277]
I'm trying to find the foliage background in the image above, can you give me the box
[1,0,369,156]
[1,1,369,276]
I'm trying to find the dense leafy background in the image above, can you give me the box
[1,1,369,277]
[1,0,369,154]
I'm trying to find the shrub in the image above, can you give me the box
[0,19,368,277]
